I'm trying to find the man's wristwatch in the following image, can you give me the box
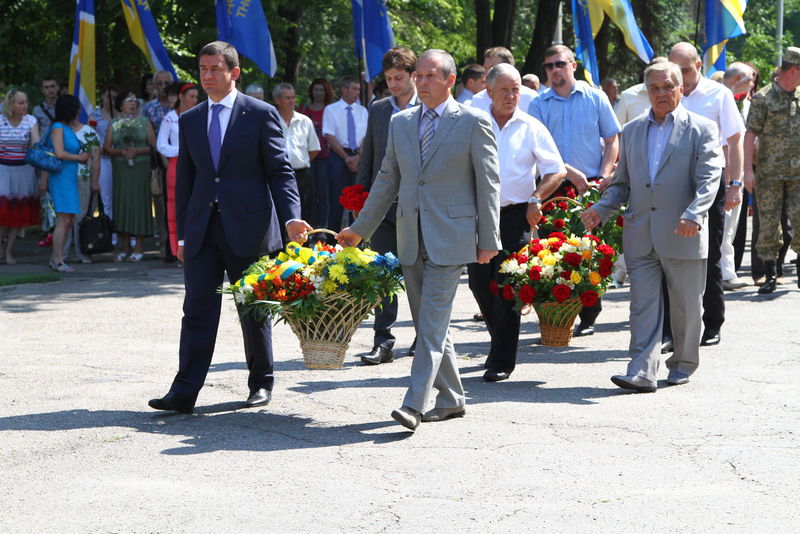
[729,180,743,188]
[528,195,542,205]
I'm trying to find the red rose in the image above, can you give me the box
[565,186,576,199]
[558,201,569,210]
[552,284,572,302]
[489,279,499,296]
[560,270,572,280]
[598,258,613,278]
[528,265,542,281]
[548,232,567,240]
[543,202,555,212]
[549,240,563,252]
[553,218,565,229]
[597,244,615,257]
[564,252,582,267]
[502,284,515,301]
[517,253,528,264]
[530,242,544,254]
[585,234,601,243]
[538,215,547,225]
[616,215,624,227]
[518,284,536,304]
[585,202,594,209]
[580,290,599,307]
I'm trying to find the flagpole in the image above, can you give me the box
[777,0,785,65]
[358,57,367,107]
[553,2,563,45]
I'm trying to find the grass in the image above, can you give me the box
[0,273,61,287]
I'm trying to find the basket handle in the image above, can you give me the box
[306,228,337,237]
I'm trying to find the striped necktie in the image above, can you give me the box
[419,108,438,164]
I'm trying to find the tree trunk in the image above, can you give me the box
[594,17,611,82]
[475,0,492,63]
[522,0,562,78]
[491,0,517,49]
[277,4,303,85]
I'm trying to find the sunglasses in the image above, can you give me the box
[543,60,568,71]
[124,97,138,103]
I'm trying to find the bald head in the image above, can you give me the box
[668,43,702,95]
[669,42,700,62]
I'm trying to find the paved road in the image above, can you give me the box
[1,235,799,532]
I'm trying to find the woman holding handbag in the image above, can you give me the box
[0,89,40,265]
[156,82,198,262]
[39,95,91,272]
[103,89,155,262]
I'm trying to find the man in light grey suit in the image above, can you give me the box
[581,62,723,393]
[338,49,501,429]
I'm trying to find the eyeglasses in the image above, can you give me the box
[543,61,568,71]
[124,97,138,103]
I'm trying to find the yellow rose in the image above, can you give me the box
[567,238,580,246]
[542,255,557,266]
[589,271,601,285]
[538,249,551,259]
[570,271,582,284]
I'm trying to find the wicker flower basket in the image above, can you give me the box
[533,297,584,347]
[281,291,375,369]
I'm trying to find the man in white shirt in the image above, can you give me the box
[469,46,539,114]
[322,76,368,230]
[274,83,321,223]
[455,64,486,104]
[468,63,566,382]
[664,42,745,349]
[614,57,668,125]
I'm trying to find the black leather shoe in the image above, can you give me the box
[361,346,394,365]
[661,337,674,354]
[574,322,595,337]
[148,391,194,413]
[758,278,777,294]
[245,388,271,407]
[484,369,510,382]
[700,330,721,346]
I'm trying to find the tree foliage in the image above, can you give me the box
[1,0,799,106]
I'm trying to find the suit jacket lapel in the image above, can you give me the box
[654,106,689,180]
[195,101,216,173]
[420,99,460,172]
[218,93,246,171]
[407,107,423,173]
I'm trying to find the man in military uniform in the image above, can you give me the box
[744,47,800,293]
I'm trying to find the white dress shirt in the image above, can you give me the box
[681,77,744,146]
[321,98,368,150]
[614,83,650,125]
[156,109,180,158]
[279,111,321,169]
[470,84,538,115]
[207,88,238,144]
[490,106,565,206]
[456,87,474,104]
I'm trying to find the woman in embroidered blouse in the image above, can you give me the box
[157,82,198,258]
[0,89,40,265]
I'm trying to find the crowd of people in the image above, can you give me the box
[1,38,797,430]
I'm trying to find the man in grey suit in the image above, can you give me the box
[581,62,723,392]
[338,49,501,430]
[354,47,418,366]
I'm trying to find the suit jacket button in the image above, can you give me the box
[651,207,656,211]
[214,177,220,183]
[418,180,425,186]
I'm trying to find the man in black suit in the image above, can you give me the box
[149,41,311,413]
[354,47,418,365]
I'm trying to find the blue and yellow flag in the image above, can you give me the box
[216,0,277,77]
[352,0,396,81]
[69,0,95,123]
[571,0,653,85]
[703,0,748,76]
[120,0,177,78]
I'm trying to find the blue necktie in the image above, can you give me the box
[419,109,438,164]
[209,103,223,170]
[346,105,356,150]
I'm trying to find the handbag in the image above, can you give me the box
[25,128,63,173]
[78,193,114,255]
[150,148,163,196]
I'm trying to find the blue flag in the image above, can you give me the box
[352,0,396,81]
[70,0,95,123]
[120,0,177,79]
[572,0,601,84]
[703,0,748,75]
[216,0,277,77]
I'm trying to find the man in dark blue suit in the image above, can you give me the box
[149,41,311,413]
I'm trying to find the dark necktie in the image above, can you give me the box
[209,103,223,170]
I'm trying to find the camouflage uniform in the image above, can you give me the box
[745,49,800,261]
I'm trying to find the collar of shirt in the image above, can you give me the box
[390,92,419,114]
[647,104,680,127]
[207,88,238,111]
[422,97,450,118]
[489,105,525,133]
[207,88,238,144]
[540,79,590,102]
[647,106,678,184]
[278,110,298,130]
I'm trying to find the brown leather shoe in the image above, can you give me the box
[422,406,466,422]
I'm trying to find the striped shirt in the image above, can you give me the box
[0,114,37,166]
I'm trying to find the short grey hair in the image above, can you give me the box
[153,70,173,82]
[486,63,521,88]
[246,83,265,97]
[272,82,294,100]
[417,49,457,79]
[644,61,683,87]
[723,62,753,82]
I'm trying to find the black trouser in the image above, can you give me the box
[370,205,398,350]
[663,183,725,338]
[293,166,315,224]
[468,203,530,374]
